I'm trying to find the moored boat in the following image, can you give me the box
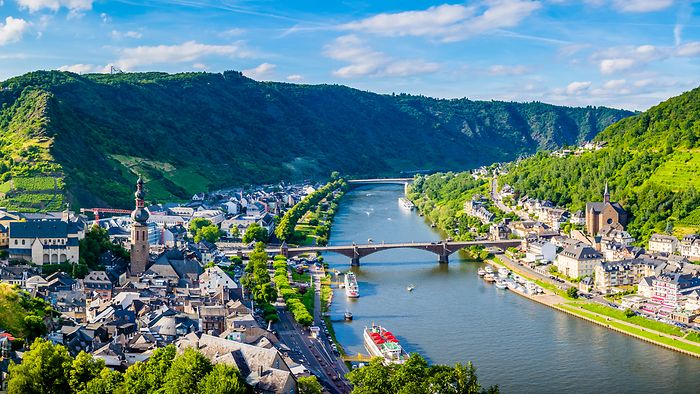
[484,265,494,274]
[363,324,409,364]
[345,272,360,298]
[495,279,508,289]
[398,197,415,210]
[498,267,510,278]
[477,268,486,276]
[483,273,496,283]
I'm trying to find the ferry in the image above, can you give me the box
[495,279,508,289]
[364,324,409,364]
[398,197,415,210]
[345,272,360,298]
[498,267,510,278]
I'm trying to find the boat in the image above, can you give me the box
[398,197,415,210]
[363,324,410,364]
[344,311,353,321]
[477,268,486,276]
[498,267,510,278]
[430,222,437,228]
[407,284,415,292]
[506,279,517,290]
[483,273,496,283]
[484,265,494,274]
[495,279,508,289]
[345,272,360,298]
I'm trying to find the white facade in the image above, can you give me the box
[199,266,238,296]
[648,234,679,254]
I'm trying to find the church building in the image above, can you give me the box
[130,176,150,274]
[585,182,627,235]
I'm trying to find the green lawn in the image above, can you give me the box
[292,271,311,283]
[560,304,700,355]
[649,150,700,192]
[685,332,700,343]
[576,303,684,336]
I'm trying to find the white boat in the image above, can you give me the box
[344,311,353,320]
[483,273,496,283]
[484,265,494,274]
[506,279,517,290]
[498,267,510,278]
[398,197,415,210]
[406,284,415,292]
[345,272,360,298]
[477,268,486,276]
[364,324,409,365]
[495,279,508,289]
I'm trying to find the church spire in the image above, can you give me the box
[603,181,610,204]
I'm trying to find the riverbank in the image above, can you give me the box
[486,255,700,358]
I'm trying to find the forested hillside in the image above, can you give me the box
[501,86,700,243]
[0,70,632,208]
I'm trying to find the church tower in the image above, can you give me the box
[130,176,150,274]
[603,181,610,204]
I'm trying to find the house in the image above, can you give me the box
[598,225,635,246]
[638,276,655,298]
[176,333,297,394]
[585,182,627,235]
[198,305,227,335]
[83,271,113,300]
[650,272,700,315]
[648,234,679,254]
[525,239,557,263]
[594,258,658,294]
[570,210,585,226]
[680,234,700,261]
[464,199,494,224]
[199,266,238,297]
[555,244,603,279]
[490,222,511,240]
[9,220,81,264]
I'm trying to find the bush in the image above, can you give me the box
[566,287,579,299]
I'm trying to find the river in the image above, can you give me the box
[324,184,700,393]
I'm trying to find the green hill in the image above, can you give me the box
[0,70,633,209]
[501,86,700,243]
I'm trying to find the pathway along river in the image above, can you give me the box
[325,184,700,393]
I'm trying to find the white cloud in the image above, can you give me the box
[100,12,110,23]
[220,28,245,37]
[286,74,303,82]
[325,35,439,78]
[111,30,142,40]
[612,0,673,13]
[243,63,276,79]
[115,40,250,70]
[595,45,668,74]
[57,63,108,73]
[0,16,29,46]
[674,24,683,47]
[599,58,636,74]
[565,81,591,95]
[17,0,93,13]
[192,63,207,70]
[341,1,541,42]
[602,79,626,89]
[677,41,700,57]
[487,64,528,75]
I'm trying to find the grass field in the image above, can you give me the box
[559,304,700,355]
[649,150,700,192]
[576,303,684,336]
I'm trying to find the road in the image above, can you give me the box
[274,265,352,394]
[491,176,529,220]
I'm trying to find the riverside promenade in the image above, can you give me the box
[487,254,700,358]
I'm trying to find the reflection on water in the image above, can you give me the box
[325,184,700,393]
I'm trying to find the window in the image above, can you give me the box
[21,240,25,245]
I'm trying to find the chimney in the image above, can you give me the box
[258,365,263,376]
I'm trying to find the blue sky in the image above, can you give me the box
[1,0,699,110]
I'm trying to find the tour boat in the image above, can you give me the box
[477,268,486,276]
[363,324,409,365]
[495,279,508,289]
[398,197,415,210]
[406,284,415,292]
[344,311,353,321]
[484,265,494,274]
[345,272,360,298]
[498,267,510,278]
[483,273,496,283]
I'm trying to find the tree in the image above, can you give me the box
[82,367,124,394]
[624,308,636,318]
[69,351,105,393]
[198,364,247,394]
[162,348,213,394]
[122,344,176,394]
[229,225,240,239]
[566,287,579,299]
[298,375,323,394]
[7,339,73,394]
[195,224,222,243]
[189,218,212,236]
[243,222,268,243]
[22,315,47,341]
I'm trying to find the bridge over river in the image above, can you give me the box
[223,239,522,265]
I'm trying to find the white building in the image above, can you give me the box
[680,235,700,261]
[648,234,679,254]
[9,220,81,264]
[525,239,557,263]
[555,244,604,279]
[192,209,226,226]
[199,265,238,296]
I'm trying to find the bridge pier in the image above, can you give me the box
[351,257,361,266]
[438,253,449,264]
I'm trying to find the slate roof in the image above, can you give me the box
[9,220,78,238]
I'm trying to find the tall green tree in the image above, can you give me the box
[69,352,105,393]
[198,364,247,394]
[82,367,124,394]
[242,222,268,243]
[298,375,324,394]
[162,348,213,394]
[7,339,73,394]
